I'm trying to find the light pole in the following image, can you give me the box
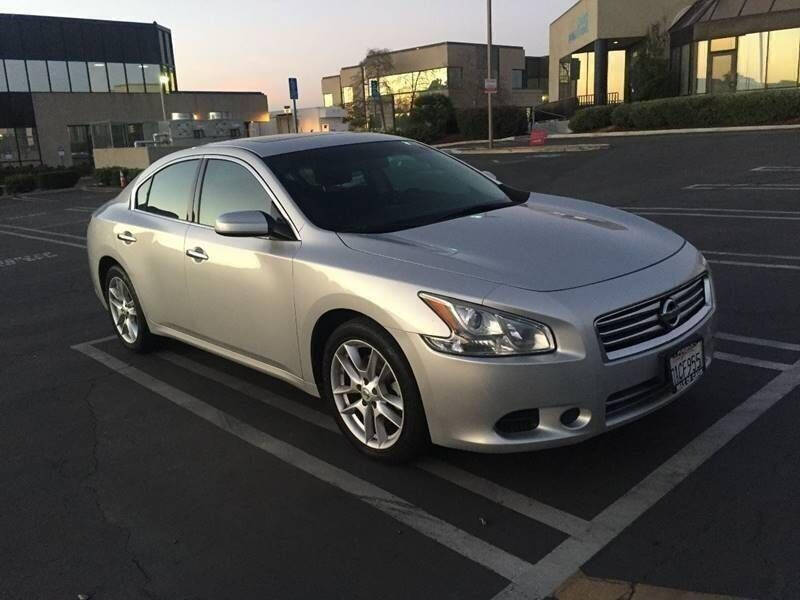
[159,74,169,122]
[487,0,494,149]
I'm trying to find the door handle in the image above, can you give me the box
[117,231,137,244]
[186,247,209,262]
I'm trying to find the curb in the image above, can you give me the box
[447,143,609,155]
[433,136,516,148]
[548,123,800,139]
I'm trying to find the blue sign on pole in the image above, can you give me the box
[370,79,380,99]
[288,77,298,100]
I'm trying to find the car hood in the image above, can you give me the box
[338,193,685,292]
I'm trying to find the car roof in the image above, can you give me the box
[207,132,402,157]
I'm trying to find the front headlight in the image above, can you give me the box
[419,293,555,356]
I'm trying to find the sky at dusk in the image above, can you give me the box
[9,1,576,108]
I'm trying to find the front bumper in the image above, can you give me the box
[394,245,717,453]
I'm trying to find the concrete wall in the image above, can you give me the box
[321,76,342,106]
[93,146,179,169]
[31,90,268,166]
[549,0,599,100]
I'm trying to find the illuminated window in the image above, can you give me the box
[710,37,736,52]
[89,63,109,92]
[48,61,69,92]
[696,40,708,93]
[607,50,626,101]
[737,32,767,91]
[378,67,448,95]
[342,86,354,104]
[766,28,800,88]
[323,93,334,107]
[571,52,594,97]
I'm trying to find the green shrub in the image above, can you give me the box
[569,104,617,133]
[397,94,458,143]
[456,105,529,140]
[37,169,81,190]
[4,174,36,194]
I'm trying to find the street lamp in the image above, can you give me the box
[159,74,169,122]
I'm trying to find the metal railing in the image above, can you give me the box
[577,92,621,106]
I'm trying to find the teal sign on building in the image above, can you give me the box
[569,13,589,43]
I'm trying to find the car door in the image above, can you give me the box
[184,156,302,376]
[116,157,200,332]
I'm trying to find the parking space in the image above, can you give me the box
[2,130,800,599]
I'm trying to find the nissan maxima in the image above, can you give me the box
[87,133,715,462]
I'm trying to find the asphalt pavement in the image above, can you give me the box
[2,129,799,600]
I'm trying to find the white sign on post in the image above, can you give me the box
[484,78,497,94]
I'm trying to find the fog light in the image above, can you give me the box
[560,408,581,427]
[496,409,540,435]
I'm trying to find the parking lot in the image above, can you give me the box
[2,129,799,600]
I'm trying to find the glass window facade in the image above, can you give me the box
[0,62,6,92]
[89,63,109,92]
[48,61,69,92]
[68,61,90,92]
[108,63,127,93]
[689,27,800,95]
[0,127,41,166]
[512,69,524,89]
[142,64,161,93]
[607,50,626,102]
[6,60,29,92]
[323,93,334,107]
[27,60,49,92]
[766,28,800,88]
[572,52,595,98]
[126,63,145,92]
[737,32,768,90]
[376,67,449,96]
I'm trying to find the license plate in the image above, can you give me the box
[669,341,705,393]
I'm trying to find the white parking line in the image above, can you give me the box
[73,341,533,582]
[751,166,800,172]
[0,230,86,249]
[65,208,95,213]
[629,211,800,222]
[716,332,800,353]
[703,250,800,261]
[685,183,800,191]
[713,351,792,372]
[707,259,800,271]
[491,357,800,600]
[624,207,800,215]
[158,349,588,536]
[0,212,47,221]
[0,223,86,240]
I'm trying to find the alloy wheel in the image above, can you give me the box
[330,340,404,449]
[108,276,139,344]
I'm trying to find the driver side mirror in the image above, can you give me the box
[214,210,274,237]
[482,170,500,183]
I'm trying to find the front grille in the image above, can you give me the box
[596,275,708,358]
[606,377,670,420]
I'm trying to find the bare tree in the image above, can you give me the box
[359,48,395,131]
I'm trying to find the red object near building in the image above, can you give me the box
[529,130,548,146]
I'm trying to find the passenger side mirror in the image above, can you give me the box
[214,210,273,237]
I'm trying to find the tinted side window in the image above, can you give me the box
[198,160,270,227]
[136,160,199,220]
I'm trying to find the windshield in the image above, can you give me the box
[262,140,528,233]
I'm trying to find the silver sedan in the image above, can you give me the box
[87,133,715,462]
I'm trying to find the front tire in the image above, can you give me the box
[105,265,155,353]
[322,319,429,463]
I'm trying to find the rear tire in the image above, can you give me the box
[321,318,429,463]
[104,265,155,353]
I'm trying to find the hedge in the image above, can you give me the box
[4,174,36,194]
[570,88,800,133]
[456,105,529,140]
[37,170,81,190]
[569,105,617,133]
